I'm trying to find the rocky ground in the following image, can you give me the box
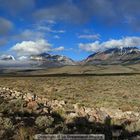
[0,87,140,139]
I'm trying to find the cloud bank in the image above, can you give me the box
[32,0,140,29]
[2,0,137,28]
[11,39,65,56]
[79,37,140,52]
[11,39,51,56]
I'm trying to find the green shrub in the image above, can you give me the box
[3,118,14,130]
[54,108,66,118]
[0,117,14,130]
[35,116,54,129]
[45,128,54,134]
[0,99,25,114]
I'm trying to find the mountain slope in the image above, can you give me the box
[0,55,15,61]
[83,47,140,65]
[30,53,76,67]
[0,53,76,69]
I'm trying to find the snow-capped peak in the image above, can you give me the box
[18,56,28,61]
[0,55,15,61]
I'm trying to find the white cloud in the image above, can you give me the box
[78,34,100,40]
[35,20,65,34]
[37,26,65,33]
[53,46,64,51]
[11,39,51,56]
[79,36,140,52]
[56,30,65,33]
[11,39,65,56]
[79,41,101,52]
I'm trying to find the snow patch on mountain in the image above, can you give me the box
[0,55,15,61]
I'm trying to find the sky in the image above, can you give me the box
[0,0,140,61]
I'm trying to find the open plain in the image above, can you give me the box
[1,65,140,139]
[0,64,140,111]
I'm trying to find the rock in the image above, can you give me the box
[73,103,80,112]
[15,117,22,121]
[125,111,132,115]
[43,107,49,113]
[59,100,66,105]
[100,107,124,119]
[66,112,78,124]
[25,93,33,101]
[34,109,43,114]
[14,91,20,97]
[73,103,86,116]
[2,85,140,140]
[69,113,78,118]
[27,101,39,111]
[41,98,48,105]
[84,107,92,114]
[36,97,42,102]
[125,119,140,132]
[78,107,86,116]
[50,100,64,108]
[133,112,139,117]
[2,87,6,90]
[88,109,99,121]
[96,109,110,123]
[88,115,96,122]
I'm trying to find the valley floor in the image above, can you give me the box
[1,66,140,139]
[0,73,140,111]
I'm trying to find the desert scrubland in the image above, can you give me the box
[0,65,140,139]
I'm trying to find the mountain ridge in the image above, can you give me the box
[0,47,140,68]
[83,47,140,65]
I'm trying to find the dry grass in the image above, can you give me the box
[0,73,140,111]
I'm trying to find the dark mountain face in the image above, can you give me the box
[103,47,139,55]
[30,53,76,67]
[30,53,51,61]
[0,53,76,69]
[84,47,140,65]
[1,47,140,69]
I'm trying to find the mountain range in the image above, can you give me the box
[30,53,76,67]
[0,47,140,68]
[83,47,140,65]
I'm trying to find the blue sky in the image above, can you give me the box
[0,0,140,60]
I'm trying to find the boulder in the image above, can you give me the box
[88,115,96,122]
[96,109,110,123]
[25,93,33,101]
[43,107,49,114]
[27,101,39,111]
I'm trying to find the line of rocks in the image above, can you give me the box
[0,86,140,134]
